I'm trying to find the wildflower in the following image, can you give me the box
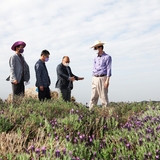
[35,148,40,155]
[146,135,150,142]
[148,152,152,159]
[55,136,59,141]
[126,143,131,150]
[77,131,80,136]
[66,135,70,141]
[74,137,78,144]
[155,155,159,159]
[62,148,66,155]
[119,137,123,142]
[69,151,73,156]
[55,150,61,158]
[70,108,74,114]
[29,145,35,152]
[139,138,143,146]
[41,146,46,155]
[112,148,116,157]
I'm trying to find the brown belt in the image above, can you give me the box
[94,74,107,77]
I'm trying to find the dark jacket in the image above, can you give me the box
[55,63,78,90]
[35,59,51,87]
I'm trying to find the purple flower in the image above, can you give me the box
[119,137,123,142]
[55,150,61,158]
[70,108,74,114]
[155,155,159,159]
[35,148,40,155]
[55,136,59,141]
[28,145,35,152]
[126,143,131,150]
[74,137,78,144]
[41,146,46,155]
[69,151,72,156]
[77,131,80,136]
[139,138,143,146]
[66,135,70,141]
[146,135,150,142]
[62,148,66,155]
[148,152,152,159]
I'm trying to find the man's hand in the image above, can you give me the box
[39,86,44,91]
[104,81,109,88]
[70,77,75,82]
[104,77,110,88]
[78,77,84,80]
[13,80,18,84]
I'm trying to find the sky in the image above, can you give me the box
[0,0,160,104]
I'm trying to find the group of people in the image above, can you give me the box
[8,40,112,109]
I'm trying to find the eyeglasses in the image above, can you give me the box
[94,46,102,50]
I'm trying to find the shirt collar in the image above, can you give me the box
[97,52,105,57]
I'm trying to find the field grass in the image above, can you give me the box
[0,98,159,160]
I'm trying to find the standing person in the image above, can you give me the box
[55,56,84,102]
[35,50,51,101]
[89,40,112,109]
[9,41,30,100]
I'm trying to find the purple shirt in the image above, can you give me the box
[92,52,112,77]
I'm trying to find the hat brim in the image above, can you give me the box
[91,42,105,48]
[11,41,26,51]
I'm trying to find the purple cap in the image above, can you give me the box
[11,41,26,51]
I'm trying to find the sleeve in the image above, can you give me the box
[9,56,16,82]
[35,63,43,86]
[57,65,70,80]
[69,67,78,81]
[106,56,112,77]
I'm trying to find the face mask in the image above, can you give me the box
[45,58,49,62]
[65,63,69,67]
[20,49,24,53]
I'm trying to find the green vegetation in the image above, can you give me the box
[0,98,159,160]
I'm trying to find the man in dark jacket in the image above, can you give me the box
[35,50,51,101]
[55,56,84,102]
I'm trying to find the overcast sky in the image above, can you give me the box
[0,0,160,104]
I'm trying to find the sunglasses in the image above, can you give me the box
[94,46,102,50]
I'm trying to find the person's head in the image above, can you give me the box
[15,45,24,54]
[91,40,105,54]
[62,56,70,67]
[94,45,104,52]
[40,50,50,62]
[11,41,26,54]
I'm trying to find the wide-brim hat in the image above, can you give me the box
[11,41,26,51]
[91,40,105,48]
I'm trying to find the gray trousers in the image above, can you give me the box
[89,76,109,109]
[58,88,71,102]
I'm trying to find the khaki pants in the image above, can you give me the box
[89,76,109,109]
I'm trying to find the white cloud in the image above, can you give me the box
[0,0,160,103]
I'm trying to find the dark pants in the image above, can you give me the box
[38,86,51,101]
[60,88,71,102]
[12,77,24,97]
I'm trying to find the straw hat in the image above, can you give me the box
[91,40,105,48]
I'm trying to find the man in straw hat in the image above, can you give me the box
[8,41,30,101]
[89,40,112,109]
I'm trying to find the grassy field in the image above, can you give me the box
[0,98,159,160]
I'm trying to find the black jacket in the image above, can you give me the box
[55,63,78,90]
[35,59,51,87]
